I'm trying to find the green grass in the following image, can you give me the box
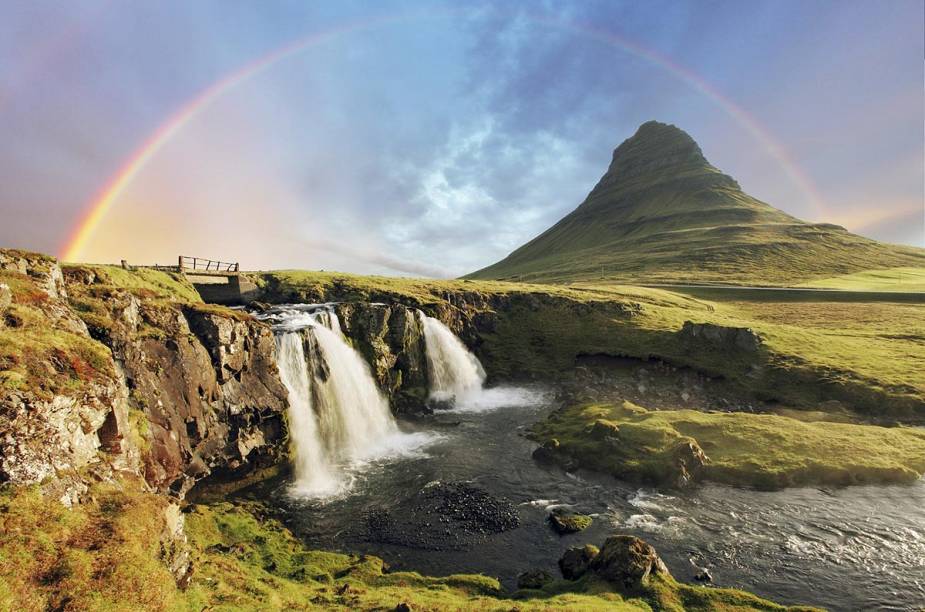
[797,267,925,292]
[465,122,925,286]
[0,267,116,399]
[0,481,180,611]
[69,265,203,303]
[531,402,925,489]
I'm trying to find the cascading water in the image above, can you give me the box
[266,305,435,497]
[307,320,400,461]
[274,331,339,495]
[417,311,486,401]
[418,310,544,412]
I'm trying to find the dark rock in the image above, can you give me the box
[680,321,762,353]
[548,508,593,534]
[558,544,600,580]
[334,302,429,414]
[589,535,670,589]
[517,569,553,590]
[673,440,708,487]
[693,567,713,583]
[394,604,413,612]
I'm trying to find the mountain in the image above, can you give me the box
[465,121,925,286]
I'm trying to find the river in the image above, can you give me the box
[250,387,925,612]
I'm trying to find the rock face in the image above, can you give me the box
[0,251,135,506]
[334,302,430,413]
[67,279,290,496]
[680,321,763,353]
[590,535,670,589]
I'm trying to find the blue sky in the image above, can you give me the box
[0,0,922,276]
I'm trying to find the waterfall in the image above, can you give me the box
[274,332,340,495]
[418,311,486,401]
[307,319,399,461]
[268,306,433,497]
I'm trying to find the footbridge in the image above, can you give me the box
[172,256,258,305]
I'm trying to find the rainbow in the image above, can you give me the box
[61,11,825,262]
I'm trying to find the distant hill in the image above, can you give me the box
[465,121,925,286]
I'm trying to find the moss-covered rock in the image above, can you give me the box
[559,544,600,579]
[549,508,593,534]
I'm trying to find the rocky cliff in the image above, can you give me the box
[63,265,290,497]
[333,302,430,413]
[0,251,291,505]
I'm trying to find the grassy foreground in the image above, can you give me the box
[531,402,925,490]
[0,483,815,611]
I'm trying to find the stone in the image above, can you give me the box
[673,440,708,487]
[589,535,670,589]
[517,568,554,590]
[558,544,600,580]
[680,321,762,353]
[549,508,593,534]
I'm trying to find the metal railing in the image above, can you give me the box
[178,256,239,272]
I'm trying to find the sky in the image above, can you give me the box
[0,0,922,277]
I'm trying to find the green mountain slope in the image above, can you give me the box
[466,121,925,285]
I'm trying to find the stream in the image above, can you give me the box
[254,389,925,612]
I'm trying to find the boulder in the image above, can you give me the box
[558,544,600,580]
[680,321,762,353]
[516,568,554,590]
[673,439,708,487]
[589,535,670,589]
[549,508,593,534]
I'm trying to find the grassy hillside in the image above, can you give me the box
[465,121,925,286]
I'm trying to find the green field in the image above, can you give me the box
[797,267,925,292]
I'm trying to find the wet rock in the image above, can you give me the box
[558,544,599,580]
[334,302,429,414]
[531,438,560,463]
[517,568,554,590]
[548,508,593,534]
[673,440,708,487]
[589,535,670,589]
[693,567,713,583]
[531,439,579,471]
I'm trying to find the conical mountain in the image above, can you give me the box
[466,121,924,285]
